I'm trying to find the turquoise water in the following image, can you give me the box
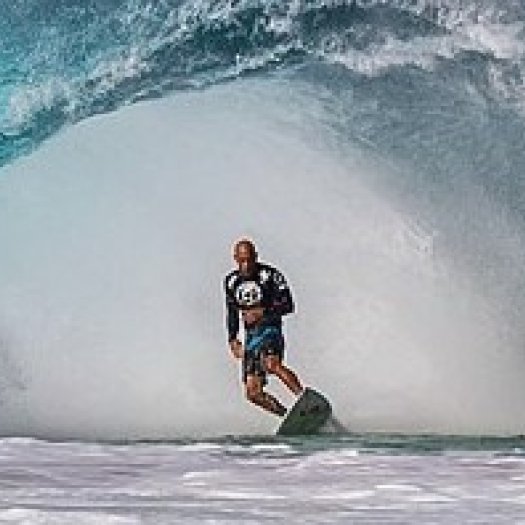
[123,433,525,456]
[2,0,525,172]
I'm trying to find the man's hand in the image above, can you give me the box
[229,339,244,359]
[241,306,265,326]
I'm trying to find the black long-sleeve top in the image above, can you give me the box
[223,262,294,342]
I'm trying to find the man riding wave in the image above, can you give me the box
[224,239,304,417]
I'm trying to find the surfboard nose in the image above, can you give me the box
[276,387,332,436]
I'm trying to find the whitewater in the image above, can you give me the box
[1,0,525,522]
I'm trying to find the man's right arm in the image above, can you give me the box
[224,276,243,358]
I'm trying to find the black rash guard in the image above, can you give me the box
[223,262,295,342]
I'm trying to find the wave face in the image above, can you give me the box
[1,0,525,439]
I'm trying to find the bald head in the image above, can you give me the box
[233,238,258,276]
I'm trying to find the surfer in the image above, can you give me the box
[224,239,304,417]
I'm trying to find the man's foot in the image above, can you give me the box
[275,402,287,418]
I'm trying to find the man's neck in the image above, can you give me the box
[239,263,259,279]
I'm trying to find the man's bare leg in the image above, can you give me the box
[245,374,286,416]
[264,356,303,396]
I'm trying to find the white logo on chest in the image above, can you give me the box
[236,281,263,307]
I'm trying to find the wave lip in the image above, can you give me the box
[2,0,525,166]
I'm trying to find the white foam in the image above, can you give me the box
[321,19,525,77]
[0,509,139,525]
[1,75,525,439]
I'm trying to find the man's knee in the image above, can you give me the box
[246,388,263,404]
[263,355,282,375]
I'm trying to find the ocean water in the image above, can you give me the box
[0,435,524,524]
[2,0,525,522]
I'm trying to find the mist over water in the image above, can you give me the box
[0,75,524,439]
[1,0,525,439]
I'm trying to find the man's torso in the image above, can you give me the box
[225,263,280,306]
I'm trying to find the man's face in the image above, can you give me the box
[234,243,256,277]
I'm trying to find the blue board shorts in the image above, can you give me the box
[242,325,285,385]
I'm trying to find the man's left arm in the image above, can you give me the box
[265,269,295,320]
